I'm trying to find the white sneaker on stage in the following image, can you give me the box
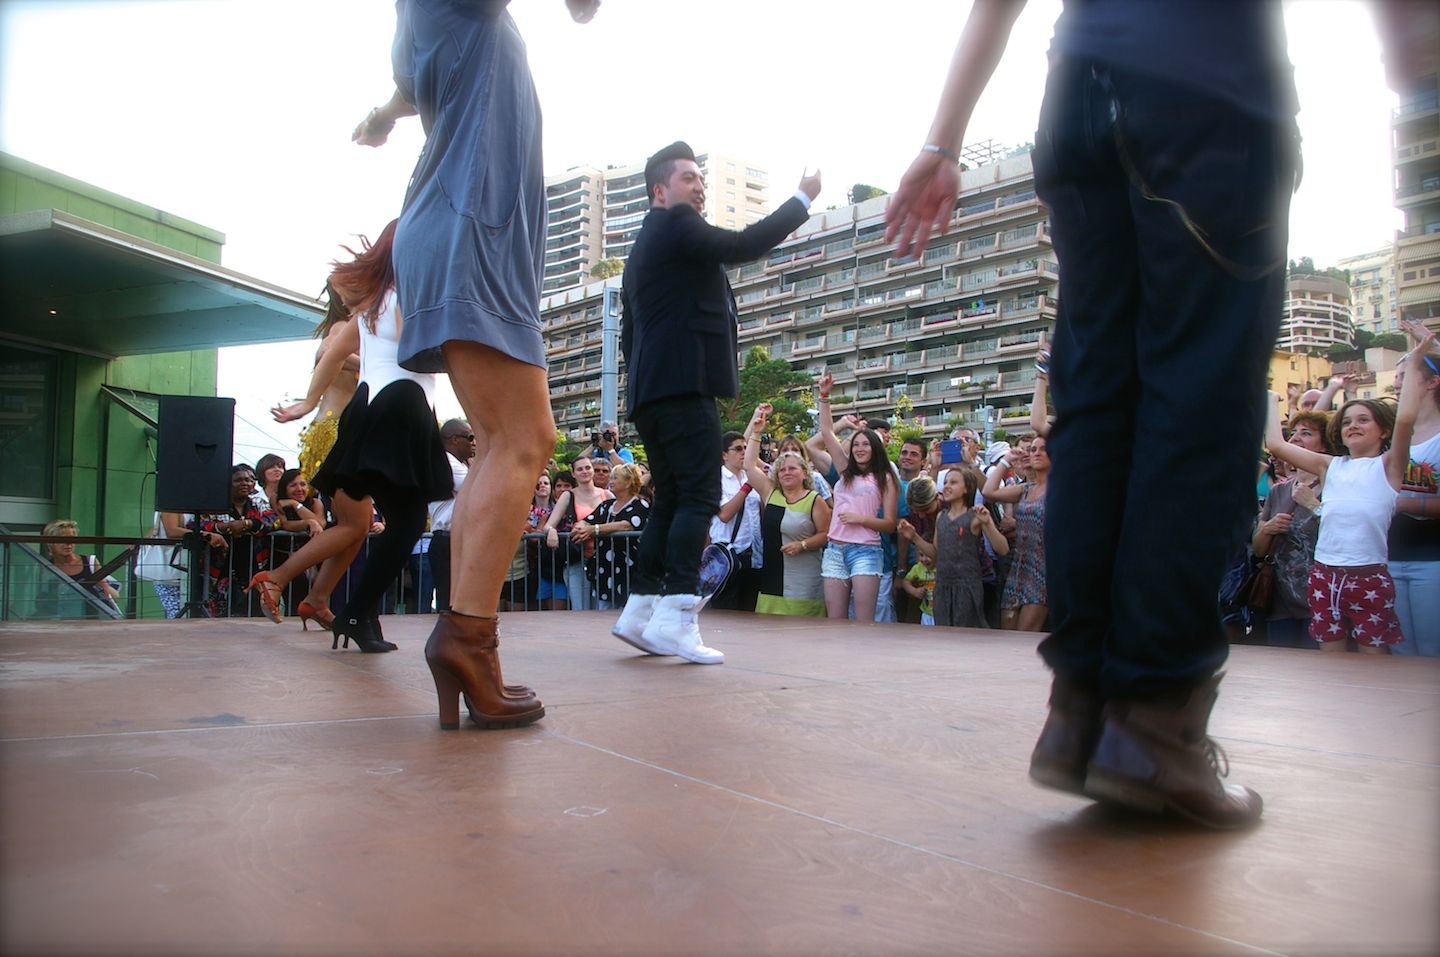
[611,593,668,655]
[641,594,724,664]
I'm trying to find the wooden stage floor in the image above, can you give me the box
[1,612,1436,956]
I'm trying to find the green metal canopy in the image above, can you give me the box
[0,209,322,357]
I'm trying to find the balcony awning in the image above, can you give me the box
[0,209,322,358]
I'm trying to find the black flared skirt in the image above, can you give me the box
[311,380,452,504]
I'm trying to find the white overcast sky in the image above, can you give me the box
[0,0,1400,462]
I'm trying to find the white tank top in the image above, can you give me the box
[359,288,435,406]
[1314,455,1397,566]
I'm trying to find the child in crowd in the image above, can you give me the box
[901,551,938,626]
[902,467,1008,628]
[1264,323,1434,651]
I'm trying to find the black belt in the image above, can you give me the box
[432,530,450,538]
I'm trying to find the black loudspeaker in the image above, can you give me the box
[155,395,235,513]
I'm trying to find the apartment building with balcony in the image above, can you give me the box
[541,152,1055,441]
[543,151,769,296]
[1337,247,1399,335]
[1279,274,1354,354]
[1388,9,1440,330]
[542,166,604,295]
[727,152,1056,437]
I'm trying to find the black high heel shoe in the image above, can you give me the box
[331,616,397,653]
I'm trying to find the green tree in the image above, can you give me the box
[1288,256,1350,284]
[848,183,888,205]
[590,258,624,279]
[716,346,816,436]
[1373,332,1409,351]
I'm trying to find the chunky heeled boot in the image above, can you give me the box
[424,612,544,731]
[1083,672,1262,829]
[1028,674,1103,797]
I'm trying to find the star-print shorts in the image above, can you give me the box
[1307,562,1403,647]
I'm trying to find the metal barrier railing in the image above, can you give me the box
[0,530,641,622]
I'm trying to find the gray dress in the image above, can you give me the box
[933,508,987,628]
[391,0,548,373]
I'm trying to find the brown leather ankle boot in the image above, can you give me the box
[424,612,544,731]
[1083,672,1262,829]
[1028,674,1103,797]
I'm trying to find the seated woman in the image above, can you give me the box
[575,462,651,611]
[271,469,325,619]
[741,404,829,616]
[190,465,278,618]
[256,454,287,513]
[38,518,120,619]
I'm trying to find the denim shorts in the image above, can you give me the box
[536,576,568,601]
[822,542,884,579]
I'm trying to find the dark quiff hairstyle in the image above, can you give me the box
[329,219,398,333]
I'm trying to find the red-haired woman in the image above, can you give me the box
[263,225,522,705]
[348,0,601,730]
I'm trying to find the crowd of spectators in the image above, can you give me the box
[112,327,1433,655]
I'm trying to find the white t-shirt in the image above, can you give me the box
[711,466,760,556]
[1314,455,1397,566]
[427,451,468,532]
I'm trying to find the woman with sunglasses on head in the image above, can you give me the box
[742,404,830,617]
[265,221,454,658]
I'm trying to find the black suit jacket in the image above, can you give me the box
[621,196,811,414]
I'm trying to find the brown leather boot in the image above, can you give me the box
[1083,672,1262,829]
[1028,675,1103,797]
[424,612,544,731]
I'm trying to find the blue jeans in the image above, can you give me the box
[1389,560,1440,656]
[630,396,722,597]
[1034,59,1298,700]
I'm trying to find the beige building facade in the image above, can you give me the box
[540,151,1057,441]
[543,150,769,296]
[1388,9,1440,332]
[1337,247,1399,335]
[1279,274,1354,354]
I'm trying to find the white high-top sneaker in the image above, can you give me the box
[611,593,668,655]
[641,594,724,664]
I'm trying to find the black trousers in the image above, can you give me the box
[339,481,428,622]
[1034,59,1296,700]
[428,531,452,612]
[630,396,721,597]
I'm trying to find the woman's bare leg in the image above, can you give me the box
[825,579,852,619]
[1017,604,1049,632]
[850,575,880,622]
[442,342,555,617]
[267,491,371,592]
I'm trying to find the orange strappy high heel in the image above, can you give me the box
[244,572,284,624]
[296,600,335,632]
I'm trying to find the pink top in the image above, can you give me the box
[827,473,883,545]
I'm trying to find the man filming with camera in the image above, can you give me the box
[581,419,634,467]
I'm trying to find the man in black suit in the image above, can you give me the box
[611,141,820,663]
